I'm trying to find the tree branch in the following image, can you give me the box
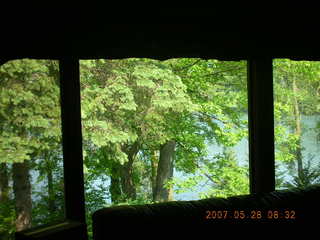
[193,112,229,125]
[193,161,216,185]
[202,172,216,185]
[200,66,243,78]
[173,59,202,72]
[177,141,217,185]
[178,66,243,80]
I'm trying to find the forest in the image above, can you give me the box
[1,58,320,239]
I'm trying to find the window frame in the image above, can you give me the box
[247,58,275,193]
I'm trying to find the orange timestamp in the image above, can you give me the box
[205,210,296,220]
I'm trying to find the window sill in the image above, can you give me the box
[15,220,87,240]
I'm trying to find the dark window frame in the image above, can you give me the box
[247,58,275,193]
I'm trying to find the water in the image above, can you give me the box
[174,115,320,199]
[174,137,248,200]
[300,115,320,167]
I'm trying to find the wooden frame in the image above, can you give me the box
[247,58,275,193]
[59,58,86,223]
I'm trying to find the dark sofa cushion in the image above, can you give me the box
[92,185,320,238]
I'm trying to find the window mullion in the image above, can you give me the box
[59,58,87,229]
[247,58,275,194]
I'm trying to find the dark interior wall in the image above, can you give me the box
[1,7,320,61]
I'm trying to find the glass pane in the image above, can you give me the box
[274,59,320,190]
[79,58,248,238]
[0,59,64,239]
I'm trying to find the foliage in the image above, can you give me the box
[0,199,16,240]
[284,158,320,188]
[0,59,61,164]
[172,148,249,199]
[31,153,65,227]
[273,59,320,188]
[0,59,63,238]
[84,174,110,240]
[199,149,249,198]
[80,59,195,158]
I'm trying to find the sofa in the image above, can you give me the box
[92,185,319,238]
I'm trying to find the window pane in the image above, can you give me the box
[79,58,248,237]
[0,59,64,239]
[274,59,320,190]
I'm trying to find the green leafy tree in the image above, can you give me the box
[284,158,320,188]
[0,59,63,237]
[171,148,249,199]
[80,58,249,204]
[273,59,320,188]
[164,58,249,198]
[80,58,196,204]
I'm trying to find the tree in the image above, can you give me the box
[171,147,249,199]
[0,59,63,235]
[0,163,9,202]
[273,59,320,188]
[31,147,65,225]
[199,148,249,198]
[80,59,195,203]
[153,140,176,202]
[284,159,320,188]
[79,57,250,206]
[12,162,32,231]
[0,163,15,240]
[163,58,249,198]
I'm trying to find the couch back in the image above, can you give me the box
[92,185,319,238]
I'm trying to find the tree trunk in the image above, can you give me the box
[120,156,136,200]
[12,162,32,231]
[119,142,139,201]
[109,166,122,204]
[150,150,158,199]
[0,162,9,202]
[43,152,56,214]
[153,140,176,202]
[46,164,56,213]
[292,78,303,179]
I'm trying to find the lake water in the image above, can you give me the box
[175,115,320,200]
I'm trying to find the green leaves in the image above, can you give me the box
[0,59,62,164]
[0,59,64,238]
[80,59,196,161]
[0,199,16,239]
[173,148,249,199]
[273,59,320,189]
[0,136,32,163]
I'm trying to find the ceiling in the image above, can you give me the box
[1,7,319,61]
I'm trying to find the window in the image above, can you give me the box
[3,56,318,240]
[0,59,65,239]
[79,58,249,235]
[273,59,320,189]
